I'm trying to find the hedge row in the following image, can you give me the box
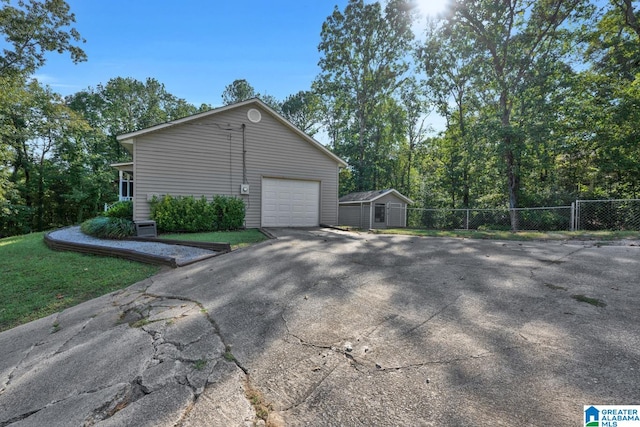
[149,195,245,232]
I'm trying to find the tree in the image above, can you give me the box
[67,77,199,161]
[221,78,282,112]
[0,0,86,76]
[221,79,256,105]
[1,79,90,232]
[394,78,430,198]
[418,18,480,207]
[0,0,86,224]
[445,0,590,229]
[280,90,322,135]
[316,0,415,191]
[578,0,640,198]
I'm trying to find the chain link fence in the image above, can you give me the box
[403,206,573,231]
[340,199,640,231]
[574,199,640,231]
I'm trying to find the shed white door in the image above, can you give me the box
[261,178,320,227]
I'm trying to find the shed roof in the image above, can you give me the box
[116,98,347,167]
[339,189,413,204]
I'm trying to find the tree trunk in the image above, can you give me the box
[501,91,519,231]
[358,107,366,191]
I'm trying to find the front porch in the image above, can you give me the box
[106,162,133,211]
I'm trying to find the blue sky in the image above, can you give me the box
[36,1,446,108]
[36,1,345,106]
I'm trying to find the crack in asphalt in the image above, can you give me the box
[374,345,523,372]
[281,363,340,413]
[0,342,36,396]
[401,295,463,337]
[138,291,260,422]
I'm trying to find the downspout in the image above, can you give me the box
[242,124,248,185]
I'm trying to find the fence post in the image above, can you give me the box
[466,209,470,230]
[570,202,575,231]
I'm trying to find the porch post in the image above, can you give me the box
[118,170,124,201]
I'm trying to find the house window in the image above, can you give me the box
[374,203,385,223]
[119,172,133,201]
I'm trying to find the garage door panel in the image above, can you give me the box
[262,178,319,227]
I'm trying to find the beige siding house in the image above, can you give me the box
[113,99,347,228]
[338,189,413,229]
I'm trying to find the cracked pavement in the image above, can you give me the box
[1,228,639,426]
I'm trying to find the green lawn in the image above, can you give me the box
[0,232,160,332]
[0,228,270,332]
[372,228,640,241]
[0,229,267,331]
[160,228,269,249]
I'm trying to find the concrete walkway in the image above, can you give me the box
[1,228,639,426]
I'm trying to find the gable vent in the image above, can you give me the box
[247,109,262,123]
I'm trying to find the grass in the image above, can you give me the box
[244,378,273,421]
[372,228,640,241]
[160,228,269,249]
[0,228,269,332]
[0,232,160,332]
[572,294,607,307]
[193,359,208,370]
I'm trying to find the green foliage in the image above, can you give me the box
[211,195,245,231]
[222,79,256,105]
[316,0,416,192]
[0,0,86,76]
[221,78,281,111]
[281,90,322,135]
[80,216,135,239]
[150,195,245,232]
[0,198,33,238]
[104,201,133,219]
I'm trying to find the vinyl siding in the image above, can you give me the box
[338,203,371,229]
[132,104,340,227]
[338,193,407,229]
[371,193,407,229]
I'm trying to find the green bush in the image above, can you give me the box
[150,195,245,232]
[0,201,33,238]
[81,217,136,239]
[105,201,133,219]
[212,195,245,231]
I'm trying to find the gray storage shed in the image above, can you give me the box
[338,189,413,229]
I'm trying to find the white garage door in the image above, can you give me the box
[262,178,320,227]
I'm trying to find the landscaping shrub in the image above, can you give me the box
[81,217,136,239]
[104,200,133,219]
[150,195,245,232]
[211,195,245,231]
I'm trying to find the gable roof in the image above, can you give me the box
[339,189,414,204]
[116,98,347,167]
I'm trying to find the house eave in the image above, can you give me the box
[339,189,414,205]
[110,162,133,172]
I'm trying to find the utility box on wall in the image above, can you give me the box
[240,184,250,195]
[135,220,157,238]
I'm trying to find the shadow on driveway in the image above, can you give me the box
[1,227,638,426]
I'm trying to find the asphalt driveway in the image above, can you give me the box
[1,228,639,426]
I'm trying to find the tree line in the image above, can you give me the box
[1,0,638,236]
